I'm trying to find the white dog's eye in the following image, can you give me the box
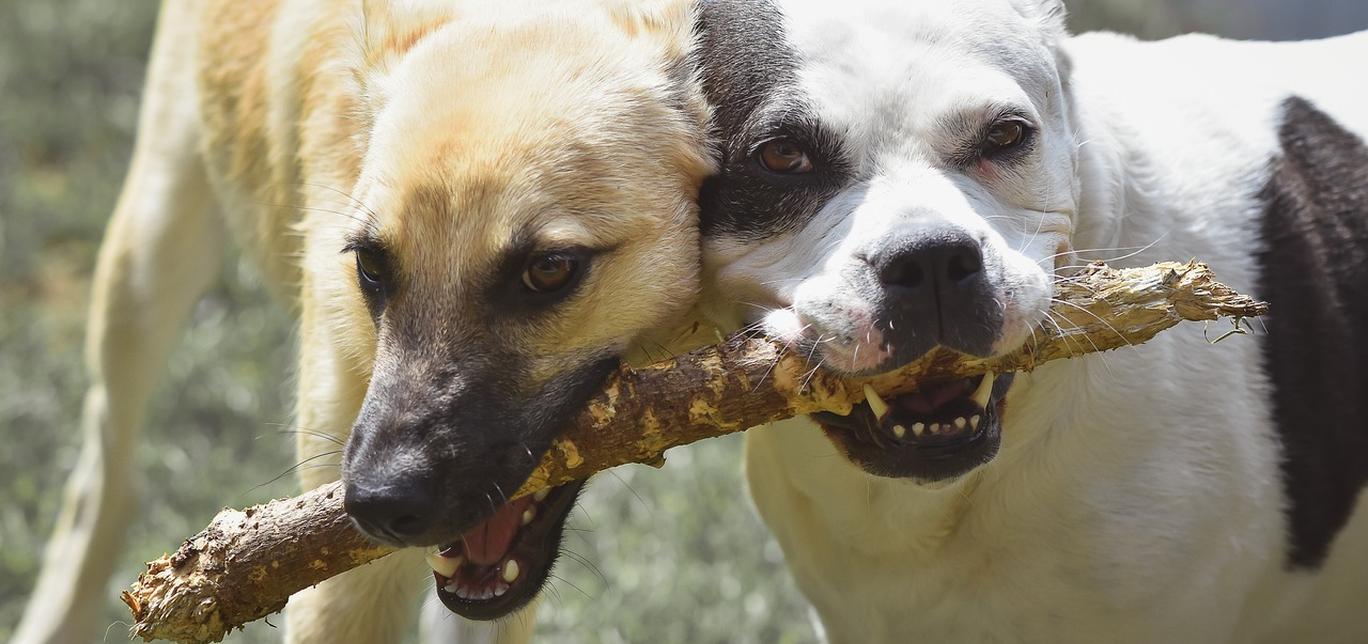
[983,119,1029,154]
[756,138,814,174]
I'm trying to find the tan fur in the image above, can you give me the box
[15,1,710,642]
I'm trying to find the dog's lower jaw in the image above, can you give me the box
[429,482,582,621]
[812,371,1016,483]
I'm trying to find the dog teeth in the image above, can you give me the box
[971,372,996,408]
[534,488,550,502]
[502,559,520,583]
[912,422,925,436]
[522,507,536,525]
[863,385,890,420]
[971,414,981,429]
[892,424,906,438]
[427,552,461,578]
[930,423,942,434]
[954,417,966,430]
[494,583,509,597]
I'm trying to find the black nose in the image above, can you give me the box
[878,229,983,291]
[870,228,998,358]
[344,479,434,544]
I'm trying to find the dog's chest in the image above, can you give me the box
[746,354,1285,642]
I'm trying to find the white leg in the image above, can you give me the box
[13,5,220,642]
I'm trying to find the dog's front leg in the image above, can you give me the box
[14,4,223,641]
[284,305,427,643]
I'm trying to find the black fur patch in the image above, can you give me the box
[694,0,853,239]
[1258,96,1368,569]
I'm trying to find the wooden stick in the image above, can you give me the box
[122,261,1267,643]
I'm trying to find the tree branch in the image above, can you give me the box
[122,261,1268,643]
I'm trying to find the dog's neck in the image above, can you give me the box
[1067,89,1179,272]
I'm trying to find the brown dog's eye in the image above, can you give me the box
[757,139,814,174]
[355,250,385,286]
[522,253,580,293]
[984,120,1029,154]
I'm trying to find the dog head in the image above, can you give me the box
[697,0,1075,482]
[328,0,709,619]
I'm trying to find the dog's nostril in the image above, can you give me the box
[883,259,926,289]
[390,513,427,539]
[344,480,434,544]
[946,249,982,283]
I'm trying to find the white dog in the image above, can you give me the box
[693,0,1368,641]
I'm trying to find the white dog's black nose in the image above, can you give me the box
[877,229,984,291]
[345,478,435,544]
[869,228,1000,359]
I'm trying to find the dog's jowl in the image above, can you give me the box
[695,0,1368,641]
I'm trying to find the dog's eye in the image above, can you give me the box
[983,119,1030,155]
[522,252,581,294]
[355,249,385,288]
[756,139,814,174]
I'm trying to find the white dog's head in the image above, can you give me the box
[696,0,1077,481]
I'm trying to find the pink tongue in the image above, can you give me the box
[900,380,972,414]
[461,496,534,566]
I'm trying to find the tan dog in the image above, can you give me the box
[16,1,710,642]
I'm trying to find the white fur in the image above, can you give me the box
[704,1,1368,641]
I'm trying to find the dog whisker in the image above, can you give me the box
[546,573,594,600]
[243,450,343,496]
[605,469,652,514]
[559,548,609,587]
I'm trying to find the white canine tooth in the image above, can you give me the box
[892,424,906,438]
[912,422,925,436]
[534,488,550,502]
[522,507,536,525]
[502,559,521,583]
[495,583,509,597]
[971,372,996,408]
[426,552,460,579]
[971,414,981,429]
[954,417,966,430]
[863,384,890,420]
[444,582,459,594]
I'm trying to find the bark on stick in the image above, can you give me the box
[123,261,1268,643]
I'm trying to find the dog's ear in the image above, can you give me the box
[345,1,458,151]
[1008,0,1072,83]
[1008,0,1068,44]
[356,0,456,71]
[603,0,695,58]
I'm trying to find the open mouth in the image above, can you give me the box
[812,371,1015,481]
[426,481,582,620]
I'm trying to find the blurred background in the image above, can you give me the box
[2,1,1366,642]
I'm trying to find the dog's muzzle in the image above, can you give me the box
[813,371,1015,481]
[426,482,582,620]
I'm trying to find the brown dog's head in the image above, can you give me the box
[325,0,710,619]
